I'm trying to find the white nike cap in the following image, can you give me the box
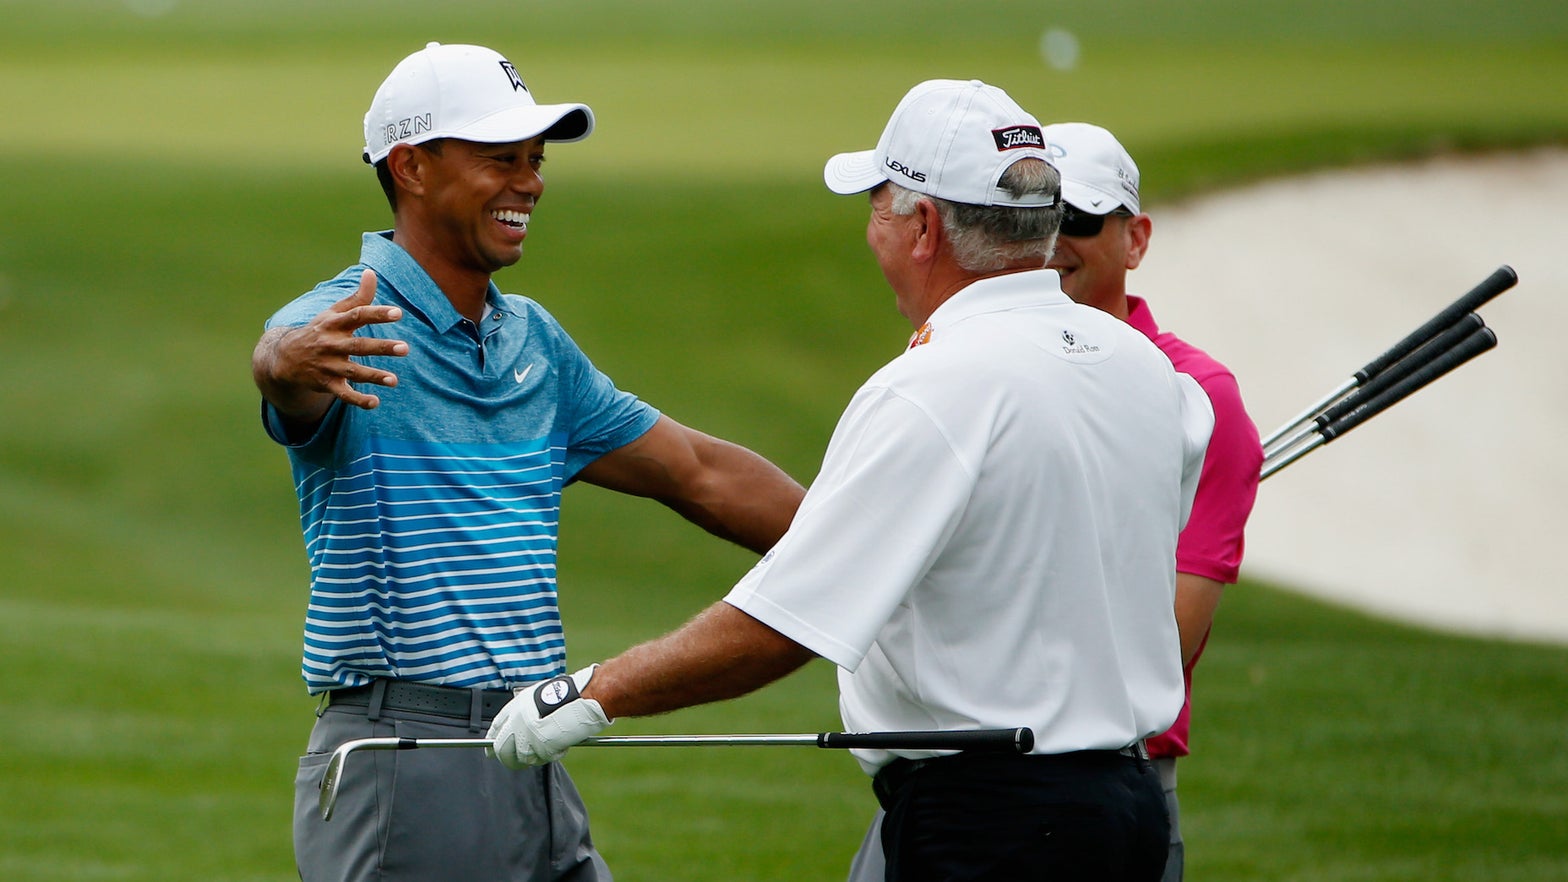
[362,42,595,165]
[1040,122,1141,214]
[823,79,1057,208]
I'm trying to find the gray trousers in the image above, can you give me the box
[1155,758,1182,882]
[294,702,610,882]
[844,758,1183,882]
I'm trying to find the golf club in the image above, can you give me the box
[1262,312,1487,462]
[1261,323,1497,480]
[319,727,1035,821]
[1260,264,1516,455]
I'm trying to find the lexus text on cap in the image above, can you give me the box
[1040,122,1141,215]
[822,78,1056,208]
[362,42,596,165]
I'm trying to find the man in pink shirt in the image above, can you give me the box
[1044,122,1263,881]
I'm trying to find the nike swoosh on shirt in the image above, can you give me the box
[514,364,534,384]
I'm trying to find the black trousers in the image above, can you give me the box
[875,750,1169,882]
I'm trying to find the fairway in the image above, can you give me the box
[1,2,1565,880]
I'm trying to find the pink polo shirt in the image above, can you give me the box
[1126,296,1262,758]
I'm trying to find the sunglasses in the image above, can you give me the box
[1059,206,1134,238]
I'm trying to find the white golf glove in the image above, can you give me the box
[488,665,611,768]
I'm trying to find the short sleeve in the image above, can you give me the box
[725,386,975,670]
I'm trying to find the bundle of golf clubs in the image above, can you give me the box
[1259,265,1515,480]
[318,267,1516,821]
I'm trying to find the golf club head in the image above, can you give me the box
[316,737,485,821]
[318,743,352,821]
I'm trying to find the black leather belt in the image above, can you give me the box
[327,679,514,722]
[872,741,1150,810]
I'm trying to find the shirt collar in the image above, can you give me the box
[358,231,520,332]
[1123,295,1159,341]
[923,268,1070,331]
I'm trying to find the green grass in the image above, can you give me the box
[4,3,1565,179]
[1,2,1566,880]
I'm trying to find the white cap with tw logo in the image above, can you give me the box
[362,42,595,165]
[1041,122,1141,215]
[823,78,1056,208]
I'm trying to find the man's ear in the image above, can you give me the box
[386,144,427,198]
[1124,213,1153,271]
[910,197,944,264]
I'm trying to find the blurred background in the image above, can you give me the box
[1,1,1564,879]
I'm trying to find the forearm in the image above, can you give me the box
[1174,573,1225,666]
[585,602,816,719]
[581,419,806,555]
[662,436,805,554]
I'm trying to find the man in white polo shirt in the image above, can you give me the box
[486,78,1213,881]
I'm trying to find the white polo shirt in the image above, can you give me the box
[725,269,1212,773]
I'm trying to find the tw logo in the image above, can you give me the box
[500,61,526,92]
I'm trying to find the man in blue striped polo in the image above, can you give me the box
[251,43,805,882]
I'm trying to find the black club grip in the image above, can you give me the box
[1354,265,1514,384]
[817,727,1034,753]
[1322,326,1497,444]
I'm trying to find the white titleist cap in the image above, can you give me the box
[823,79,1057,207]
[1041,122,1140,214]
[362,42,595,164]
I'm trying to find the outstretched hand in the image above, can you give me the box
[254,271,409,422]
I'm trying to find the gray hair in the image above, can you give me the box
[889,158,1061,272]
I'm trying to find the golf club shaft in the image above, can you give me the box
[334,728,1031,753]
[1260,378,1354,456]
[1261,325,1497,480]
[594,728,1033,750]
[1263,313,1486,460]
[319,727,1033,820]
[1260,265,1516,451]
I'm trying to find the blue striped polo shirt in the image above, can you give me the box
[264,232,660,694]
